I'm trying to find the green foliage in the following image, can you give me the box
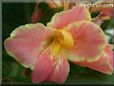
[91,11,100,18]
[101,19,114,30]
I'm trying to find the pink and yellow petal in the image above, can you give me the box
[65,20,106,62]
[47,54,70,83]
[47,6,91,29]
[4,23,51,69]
[32,47,70,83]
[74,44,113,74]
[32,49,54,83]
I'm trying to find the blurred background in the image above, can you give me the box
[2,0,114,85]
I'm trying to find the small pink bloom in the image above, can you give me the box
[31,9,43,23]
[4,6,113,83]
[31,1,43,23]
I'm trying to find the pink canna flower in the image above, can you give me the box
[4,6,113,83]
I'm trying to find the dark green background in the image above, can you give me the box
[2,2,114,85]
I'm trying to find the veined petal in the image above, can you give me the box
[62,0,70,10]
[32,49,53,83]
[32,47,70,83]
[47,6,91,29]
[74,44,113,74]
[66,20,106,62]
[45,0,63,9]
[4,23,50,69]
[47,54,70,83]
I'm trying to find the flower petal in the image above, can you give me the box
[45,0,63,9]
[32,47,70,83]
[4,23,50,69]
[74,44,113,74]
[32,49,53,83]
[66,20,106,62]
[47,54,70,83]
[47,6,91,29]
[62,0,70,10]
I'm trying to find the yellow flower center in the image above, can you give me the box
[47,29,73,55]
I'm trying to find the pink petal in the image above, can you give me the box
[31,0,43,23]
[47,54,70,83]
[74,44,113,74]
[32,48,70,83]
[66,21,106,62]
[4,23,50,69]
[47,6,91,29]
[32,49,53,83]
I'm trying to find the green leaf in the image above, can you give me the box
[101,19,114,30]
[91,11,100,18]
